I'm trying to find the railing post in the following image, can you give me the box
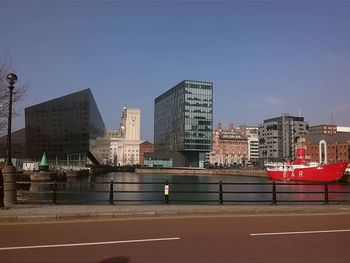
[272,181,277,205]
[324,183,329,205]
[53,180,57,205]
[219,181,223,205]
[0,170,4,207]
[164,180,169,205]
[109,180,114,205]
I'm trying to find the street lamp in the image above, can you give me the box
[2,73,18,206]
[5,73,17,166]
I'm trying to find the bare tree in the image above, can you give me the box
[0,59,28,135]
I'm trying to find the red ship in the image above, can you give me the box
[265,141,348,182]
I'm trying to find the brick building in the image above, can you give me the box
[303,125,350,164]
[309,124,337,135]
[139,141,154,166]
[209,123,248,167]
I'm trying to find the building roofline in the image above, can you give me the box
[155,80,213,103]
[25,89,92,110]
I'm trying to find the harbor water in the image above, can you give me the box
[19,172,350,205]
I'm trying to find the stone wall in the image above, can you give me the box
[135,168,267,178]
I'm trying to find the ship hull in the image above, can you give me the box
[267,162,348,182]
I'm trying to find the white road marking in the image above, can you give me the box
[251,229,350,237]
[0,237,180,251]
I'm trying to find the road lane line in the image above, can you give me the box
[0,237,180,251]
[250,229,350,236]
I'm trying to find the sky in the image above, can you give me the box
[1,0,350,142]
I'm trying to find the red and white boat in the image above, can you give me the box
[265,143,348,182]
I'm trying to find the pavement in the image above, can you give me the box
[1,204,350,223]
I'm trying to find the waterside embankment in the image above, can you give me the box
[136,168,350,182]
[136,168,267,178]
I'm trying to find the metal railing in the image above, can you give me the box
[16,181,350,205]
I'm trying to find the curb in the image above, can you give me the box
[1,205,350,223]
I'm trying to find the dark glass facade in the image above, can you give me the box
[154,80,213,167]
[25,89,105,162]
[0,128,26,159]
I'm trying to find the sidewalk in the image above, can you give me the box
[1,204,350,223]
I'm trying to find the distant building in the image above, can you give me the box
[259,114,309,162]
[0,128,27,167]
[309,124,337,135]
[337,126,350,133]
[120,140,141,165]
[139,141,154,166]
[117,106,141,140]
[303,125,350,164]
[240,125,259,164]
[25,89,106,165]
[154,80,213,167]
[209,123,248,167]
[89,134,111,165]
[303,132,350,164]
[144,151,174,168]
[108,106,142,166]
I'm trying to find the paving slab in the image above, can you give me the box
[1,204,350,223]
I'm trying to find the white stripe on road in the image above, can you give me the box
[0,237,180,251]
[251,229,350,236]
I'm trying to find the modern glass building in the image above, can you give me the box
[25,89,106,165]
[0,128,26,168]
[154,80,213,167]
[258,114,309,162]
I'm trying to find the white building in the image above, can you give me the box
[90,135,111,164]
[75,106,143,166]
[108,107,143,166]
[337,126,350,133]
[124,108,141,140]
[240,125,259,163]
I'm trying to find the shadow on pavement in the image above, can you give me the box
[98,256,130,263]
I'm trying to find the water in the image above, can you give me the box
[19,172,350,205]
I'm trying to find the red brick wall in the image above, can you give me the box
[139,143,154,165]
[305,141,350,163]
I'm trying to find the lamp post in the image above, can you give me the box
[5,73,17,165]
[2,73,18,205]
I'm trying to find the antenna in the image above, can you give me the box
[331,112,336,135]
[298,109,301,117]
[331,112,334,126]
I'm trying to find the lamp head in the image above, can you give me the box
[6,73,18,86]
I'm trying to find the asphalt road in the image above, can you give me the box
[0,214,349,263]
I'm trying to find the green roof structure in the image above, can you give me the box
[40,152,49,166]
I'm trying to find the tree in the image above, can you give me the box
[0,59,28,135]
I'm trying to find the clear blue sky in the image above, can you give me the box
[1,0,350,141]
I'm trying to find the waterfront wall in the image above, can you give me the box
[136,168,350,181]
[135,168,268,178]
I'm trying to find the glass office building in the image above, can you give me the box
[25,89,106,165]
[258,114,309,162]
[154,80,213,167]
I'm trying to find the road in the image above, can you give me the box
[0,213,349,263]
